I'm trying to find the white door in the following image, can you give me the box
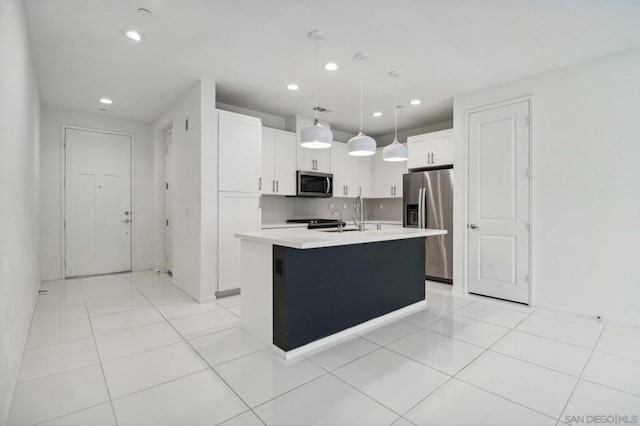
[218,192,261,292]
[468,100,530,304]
[65,128,131,277]
[165,130,173,274]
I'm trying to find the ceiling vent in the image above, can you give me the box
[313,106,331,113]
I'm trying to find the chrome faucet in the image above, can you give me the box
[331,209,344,233]
[354,195,365,231]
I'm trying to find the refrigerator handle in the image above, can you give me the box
[420,187,427,229]
[418,188,423,228]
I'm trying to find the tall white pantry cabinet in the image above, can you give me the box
[217,110,262,293]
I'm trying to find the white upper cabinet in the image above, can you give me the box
[331,142,373,198]
[374,147,407,198]
[292,115,332,173]
[262,128,296,196]
[331,142,357,197]
[297,145,331,173]
[407,129,453,169]
[218,110,262,193]
[355,156,374,198]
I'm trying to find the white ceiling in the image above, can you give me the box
[24,0,640,136]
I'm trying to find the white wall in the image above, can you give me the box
[453,48,640,325]
[0,0,41,422]
[39,107,155,280]
[153,79,217,302]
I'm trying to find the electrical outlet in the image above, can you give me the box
[343,203,347,209]
[379,203,384,209]
[329,202,334,210]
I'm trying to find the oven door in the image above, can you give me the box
[297,171,333,197]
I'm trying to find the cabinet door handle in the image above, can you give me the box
[276,180,279,193]
[391,185,394,196]
[258,177,262,190]
[272,180,275,192]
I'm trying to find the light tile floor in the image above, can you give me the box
[8,272,640,425]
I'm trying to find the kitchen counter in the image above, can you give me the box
[237,227,445,249]
[237,226,446,358]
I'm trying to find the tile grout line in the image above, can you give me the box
[80,279,121,426]
[300,327,458,420]
[449,306,580,422]
[398,304,559,421]
[137,290,268,426]
[554,323,608,426]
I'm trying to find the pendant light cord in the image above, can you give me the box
[314,37,319,120]
[359,67,364,131]
[394,77,398,141]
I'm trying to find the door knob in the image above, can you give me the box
[469,224,478,229]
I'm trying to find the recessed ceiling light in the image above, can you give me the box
[410,99,422,105]
[324,62,338,71]
[125,30,142,42]
[287,83,299,91]
[100,98,113,105]
[137,8,152,17]
[372,111,382,117]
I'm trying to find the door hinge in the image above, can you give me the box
[525,168,530,178]
[525,273,529,283]
[64,179,66,188]
[526,222,530,231]
[165,145,169,154]
[526,115,530,126]
[64,219,66,229]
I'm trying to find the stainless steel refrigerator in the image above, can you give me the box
[403,168,453,283]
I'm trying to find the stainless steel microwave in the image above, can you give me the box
[297,171,333,197]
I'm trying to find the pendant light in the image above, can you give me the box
[300,30,333,149]
[347,52,376,156]
[383,70,408,162]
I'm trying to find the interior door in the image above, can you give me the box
[65,128,131,277]
[165,130,173,274]
[468,100,530,304]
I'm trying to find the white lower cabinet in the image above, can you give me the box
[407,128,453,169]
[374,147,407,198]
[218,192,261,292]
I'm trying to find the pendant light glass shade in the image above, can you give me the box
[301,118,333,149]
[347,131,376,156]
[383,138,408,161]
[301,30,333,149]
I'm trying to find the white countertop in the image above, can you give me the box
[236,227,446,249]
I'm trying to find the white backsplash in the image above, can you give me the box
[262,195,402,224]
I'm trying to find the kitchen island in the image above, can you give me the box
[235,226,447,358]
